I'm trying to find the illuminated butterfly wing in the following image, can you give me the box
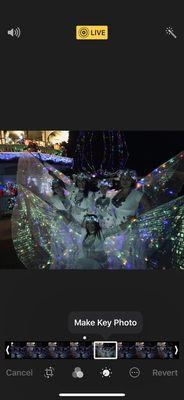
[120,195,184,270]
[138,151,184,206]
[12,153,82,269]
[16,152,54,201]
[16,152,72,200]
[43,161,72,186]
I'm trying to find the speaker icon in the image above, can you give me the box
[7,27,21,38]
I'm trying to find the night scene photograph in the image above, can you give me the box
[0,131,183,270]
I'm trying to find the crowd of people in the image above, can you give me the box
[12,150,184,270]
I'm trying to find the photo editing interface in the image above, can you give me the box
[0,131,183,400]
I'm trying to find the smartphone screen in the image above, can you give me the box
[0,2,183,399]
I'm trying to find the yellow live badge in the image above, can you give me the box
[76,26,108,40]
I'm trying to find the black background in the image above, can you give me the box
[0,270,183,399]
[0,1,184,129]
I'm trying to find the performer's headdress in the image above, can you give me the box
[48,342,57,346]
[83,214,102,238]
[117,169,138,181]
[98,179,113,188]
[76,172,89,181]
[83,214,99,223]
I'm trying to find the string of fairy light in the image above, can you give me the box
[11,141,184,270]
[0,152,73,164]
[74,131,129,172]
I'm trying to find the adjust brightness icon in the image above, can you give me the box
[100,367,112,378]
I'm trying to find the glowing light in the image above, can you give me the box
[0,152,73,165]
[48,131,69,144]
[5,131,25,143]
[10,150,184,271]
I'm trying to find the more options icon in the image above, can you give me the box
[129,367,141,379]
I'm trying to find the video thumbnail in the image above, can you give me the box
[0,131,183,270]
[5,341,179,360]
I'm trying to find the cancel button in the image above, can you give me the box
[6,369,33,377]
[153,369,178,377]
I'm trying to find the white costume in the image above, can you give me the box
[68,185,96,223]
[113,189,143,222]
[69,219,122,269]
[12,152,184,270]
[49,193,70,211]
[95,193,117,229]
[50,170,96,223]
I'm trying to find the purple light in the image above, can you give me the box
[125,262,132,270]
[0,152,73,165]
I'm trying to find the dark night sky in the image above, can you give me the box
[68,131,184,176]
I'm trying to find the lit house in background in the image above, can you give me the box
[0,131,69,147]
[0,131,72,216]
